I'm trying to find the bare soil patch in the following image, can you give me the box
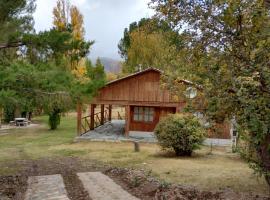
[0,157,104,200]
[0,157,269,200]
[105,168,270,200]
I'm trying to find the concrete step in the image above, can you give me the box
[77,172,139,200]
[24,174,70,200]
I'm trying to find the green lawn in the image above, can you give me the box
[0,115,269,195]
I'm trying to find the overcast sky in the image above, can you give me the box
[33,0,154,61]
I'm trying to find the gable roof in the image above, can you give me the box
[105,68,162,87]
[104,67,203,90]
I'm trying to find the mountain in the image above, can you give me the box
[91,57,122,73]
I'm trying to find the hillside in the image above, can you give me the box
[92,57,122,73]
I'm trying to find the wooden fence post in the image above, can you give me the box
[77,103,82,136]
[108,105,112,121]
[101,104,104,125]
[125,105,130,137]
[90,104,95,130]
[134,141,140,152]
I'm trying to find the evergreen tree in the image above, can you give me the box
[0,0,104,130]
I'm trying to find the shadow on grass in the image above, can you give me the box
[152,149,209,159]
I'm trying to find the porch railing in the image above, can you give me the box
[117,111,123,120]
[80,109,110,135]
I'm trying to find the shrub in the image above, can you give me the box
[154,114,206,156]
[48,109,61,130]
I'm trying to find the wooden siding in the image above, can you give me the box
[130,106,176,132]
[92,70,183,107]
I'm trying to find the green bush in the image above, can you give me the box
[154,114,206,156]
[48,109,61,130]
[3,105,15,123]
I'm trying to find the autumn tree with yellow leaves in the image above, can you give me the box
[52,0,105,134]
[53,0,70,31]
[53,0,92,77]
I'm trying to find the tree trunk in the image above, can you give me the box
[0,107,2,128]
[257,133,270,185]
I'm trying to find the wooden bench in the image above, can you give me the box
[9,121,15,126]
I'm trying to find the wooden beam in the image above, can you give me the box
[90,100,184,107]
[108,105,112,121]
[90,104,95,130]
[77,103,82,136]
[100,104,104,125]
[125,105,130,137]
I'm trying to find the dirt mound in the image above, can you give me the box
[105,168,270,200]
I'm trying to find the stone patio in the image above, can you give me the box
[76,120,157,143]
[75,120,232,146]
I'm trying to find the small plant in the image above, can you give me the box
[154,114,206,156]
[131,176,141,187]
[159,180,171,189]
[146,169,152,177]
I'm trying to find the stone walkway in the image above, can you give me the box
[77,172,139,200]
[24,172,139,200]
[24,174,70,200]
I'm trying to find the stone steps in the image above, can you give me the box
[24,172,139,200]
[77,172,139,200]
[24,174,70,200]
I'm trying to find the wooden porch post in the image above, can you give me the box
[76,103,82,136]
[125,105,130,137]
[90,104,95,130]
[108,105,112,121]
[101,104,104,125]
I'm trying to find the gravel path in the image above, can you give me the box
[77,172,139,200]
[24,174,70,200]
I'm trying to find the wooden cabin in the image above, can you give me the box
[77,68,231,139]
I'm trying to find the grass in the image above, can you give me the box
[0,115,269,195]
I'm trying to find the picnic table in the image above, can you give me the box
[14,118,28,126]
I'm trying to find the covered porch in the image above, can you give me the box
[76,104,131,137]
[76,119,157,143]
[76,103,158,141]
[76,102,179,138]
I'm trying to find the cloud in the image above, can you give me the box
[33,0,154,60]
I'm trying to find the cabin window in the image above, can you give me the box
[133,107,154,122]
[144,107,154,122]
[134,107,144,121]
